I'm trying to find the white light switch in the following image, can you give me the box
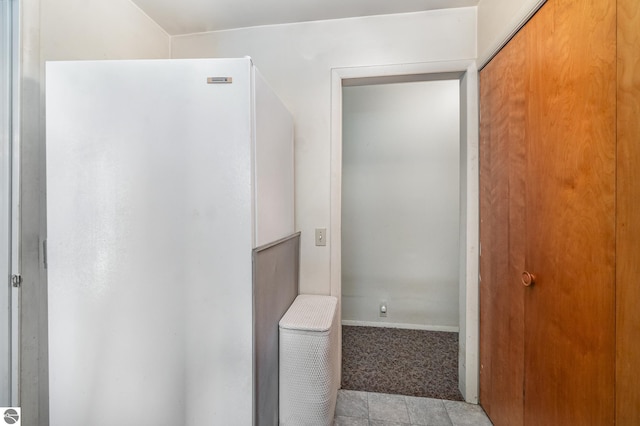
[315,228,327,246]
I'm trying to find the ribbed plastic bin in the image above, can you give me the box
[279,295,339,426]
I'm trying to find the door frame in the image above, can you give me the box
[329,60,479,403]
[1,0,21,406]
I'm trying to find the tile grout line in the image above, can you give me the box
[403,395,410,425]
[442,399,455,426]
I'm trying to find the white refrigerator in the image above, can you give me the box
[45,58,296,425]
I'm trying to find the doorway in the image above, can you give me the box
[341,78,460,330]
[340,77,461,399]
[330,61,479,403]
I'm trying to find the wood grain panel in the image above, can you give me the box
[616,0,640,423]
[479,62,495,421]
[523,0,616,424]
[479,29,526,426]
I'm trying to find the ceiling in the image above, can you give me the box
[130,0,479,36]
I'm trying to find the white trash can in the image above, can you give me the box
[279,295,339,426]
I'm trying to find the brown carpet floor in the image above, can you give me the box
[341,325,463,401]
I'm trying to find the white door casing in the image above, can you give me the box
[330,60,479,403]
[0,0,20,407]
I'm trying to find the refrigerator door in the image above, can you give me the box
[46,58,255,426]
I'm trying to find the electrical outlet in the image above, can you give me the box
[379,302,387,317]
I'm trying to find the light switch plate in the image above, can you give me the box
[315,228,327,246]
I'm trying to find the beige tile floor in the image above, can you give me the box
[334,390,493,426]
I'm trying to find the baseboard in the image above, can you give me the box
[341,320,459,333]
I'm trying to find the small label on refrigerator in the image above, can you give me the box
[207,77,233,84]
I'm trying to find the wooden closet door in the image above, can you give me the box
[480,1,617,425]
[479,27,527,426]
[523,0,616,424]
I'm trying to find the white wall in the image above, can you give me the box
[477,0,545,67]
[40,0,170,61]
[341,80,460,330]
[19,1,170,424]
[172,8,477,296]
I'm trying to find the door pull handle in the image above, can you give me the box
[522,271,536,287]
